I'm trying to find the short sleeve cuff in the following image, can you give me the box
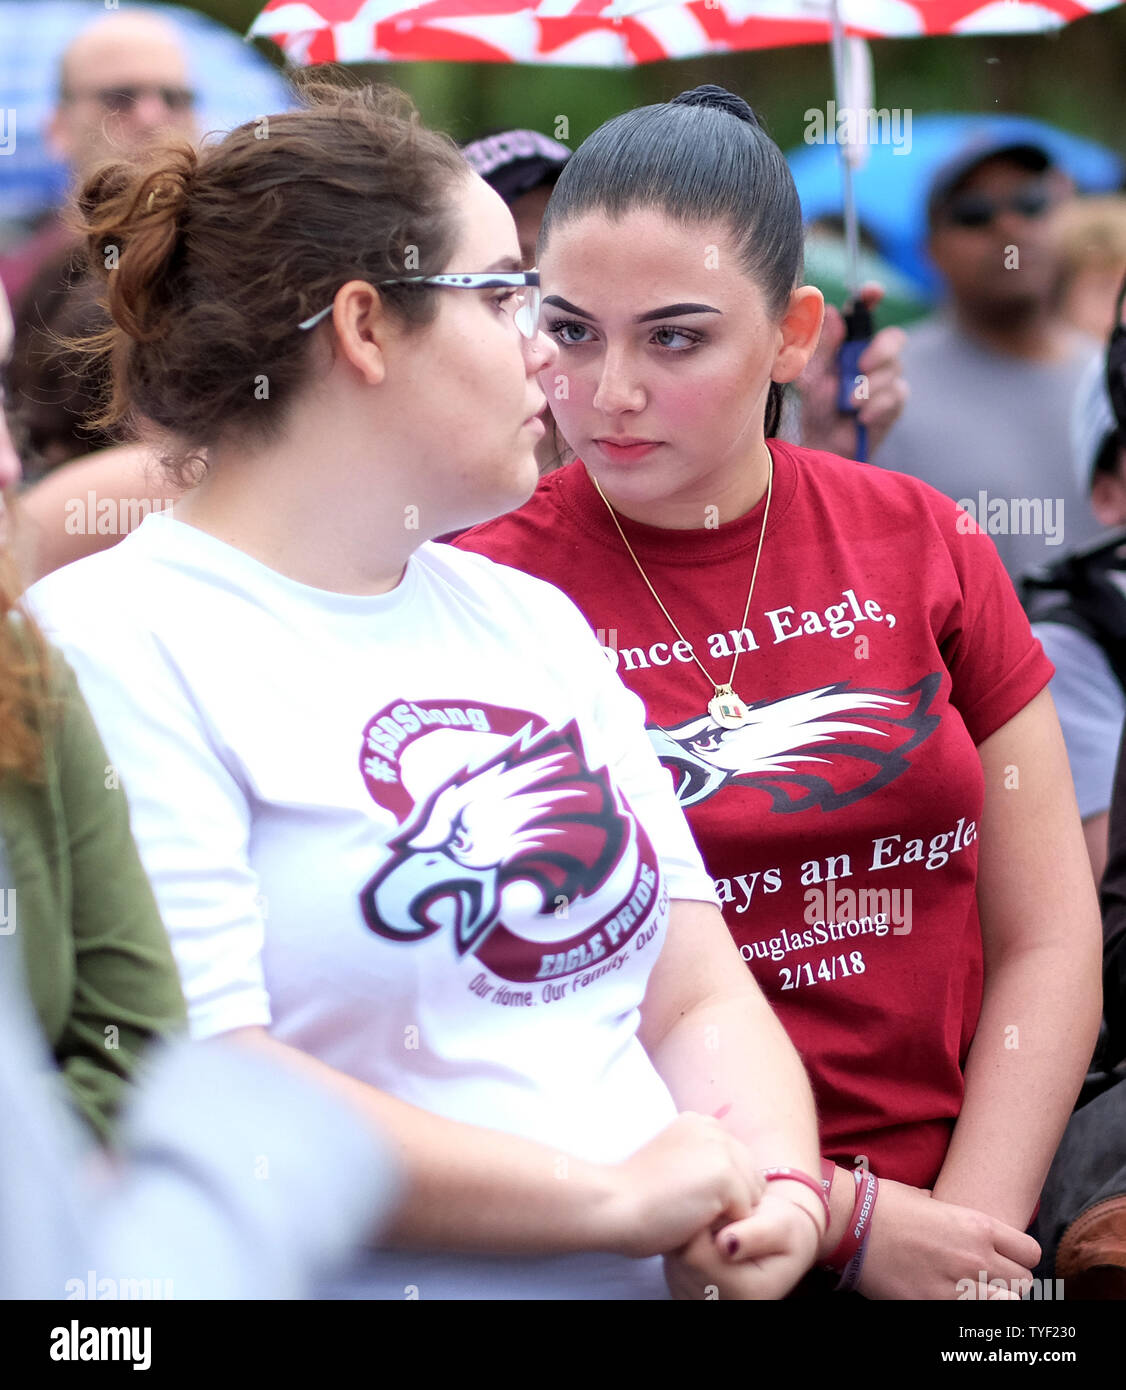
[187,991,272,1042]
[663,868,721,909]
[957,642,1055,746]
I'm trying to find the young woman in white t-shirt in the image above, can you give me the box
[27,82,830,1299]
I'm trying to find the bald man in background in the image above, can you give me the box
[1,9,198,309]
[48,9,198,183]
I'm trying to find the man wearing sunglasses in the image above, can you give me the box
[0,10,197,315]
[48,10,198,187]
[878,132,1106,583]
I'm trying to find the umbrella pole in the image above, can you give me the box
[828,0,861,299]
[828,0,872,462]
[839,163,861,301]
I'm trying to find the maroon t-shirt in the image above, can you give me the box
[454,441,1054,1188]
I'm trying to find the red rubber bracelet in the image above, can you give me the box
[835,1171,879,1292]
[823,1168,864,1271]
[823,1167,877,1274]
[761,1166,831,1233]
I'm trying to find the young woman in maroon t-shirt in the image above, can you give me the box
[456,84,1102,1299]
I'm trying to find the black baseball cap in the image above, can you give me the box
[927,132,1053,226]
[461,129,572,206]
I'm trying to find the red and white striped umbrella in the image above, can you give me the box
[249,0,1123,67]
[249,0,1122,297]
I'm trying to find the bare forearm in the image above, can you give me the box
[932,944,1101,1227]
[940,692,1104,1226]
[656,991,854,1259]
[224,1027,620,1256]
[649,991,821,1196]
[639,899,824,1237]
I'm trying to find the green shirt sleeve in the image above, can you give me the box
[5,644,187,1143]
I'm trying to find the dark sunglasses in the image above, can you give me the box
[1108,276,1126,447]
[944,185,1054,229]
[68,85,196,114]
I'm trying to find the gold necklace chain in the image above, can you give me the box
[590,451,773,717]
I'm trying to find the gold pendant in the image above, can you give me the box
[708,685,750,730]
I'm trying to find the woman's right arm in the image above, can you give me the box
[224,1022,760,1259]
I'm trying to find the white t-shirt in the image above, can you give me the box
[29,513,719,1300]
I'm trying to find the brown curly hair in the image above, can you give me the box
[67,76,471,486]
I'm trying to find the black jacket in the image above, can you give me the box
[1021,529,1126,693]
[1100,735,1126,1070]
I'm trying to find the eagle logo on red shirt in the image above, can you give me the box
[649,675,941,811]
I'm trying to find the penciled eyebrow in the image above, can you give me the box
[484,256,524,273]
[542,295,721,323]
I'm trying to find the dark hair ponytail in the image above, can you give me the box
[540,83,802,440]
[670,83,757,123]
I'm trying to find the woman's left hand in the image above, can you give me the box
[794,283,908,461]
[663,1190,821,1300]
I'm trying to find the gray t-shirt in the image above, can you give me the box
[1034,621,1125,821]
[877,315,1106,582]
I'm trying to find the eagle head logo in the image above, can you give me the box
[650,675,942,811]
[360,721,628,959]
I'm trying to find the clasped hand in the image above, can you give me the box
[663,1189,823,1300]
[609,1112,821,1299]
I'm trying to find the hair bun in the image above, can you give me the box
[77,145,196,237]
[74,144,198,343]
[140,170,192,222]
[671,85,760,128]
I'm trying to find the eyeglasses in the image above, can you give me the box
[944,185,1054,230]
[65,85,196,114]
[297,271,542,339]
